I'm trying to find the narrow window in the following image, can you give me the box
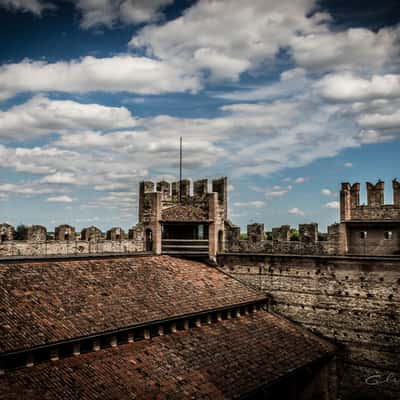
[360,231,367,239]
[384,231,393,240]
[198,224,204,240]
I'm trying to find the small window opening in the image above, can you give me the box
[384,231,393,240]
[360,231,367,239]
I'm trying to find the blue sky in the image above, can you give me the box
[0,0,399,232]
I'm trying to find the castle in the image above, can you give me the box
[1,177,399,259]
[0,177,399,399]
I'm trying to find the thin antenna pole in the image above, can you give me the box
[179,136,182,203]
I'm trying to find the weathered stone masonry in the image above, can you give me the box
[0,223,144,257]
[136,177,229,259]
[217,253,400,400]
[225,180,400,257]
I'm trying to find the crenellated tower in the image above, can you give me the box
[136,177,229,260]
[339,180,400,255]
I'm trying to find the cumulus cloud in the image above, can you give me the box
[344,162,353,168]
[130,0,327,81]
[234,201,265,209]
[0,181,68,196]
[249,184,292,199]
[0,96,135,140]
[76,0,173,29]
[321,188,333,196]
[288,207,305,216]
[357,111,400,130]
[0,55,199,100]
[41,172,79,185]
[47,195,75,203]
[290,27,399,70]
[295,177,305,184]
[0,0,53,15]
[325,201,340,209]
[130,0,399,82]
[315,73,400,102]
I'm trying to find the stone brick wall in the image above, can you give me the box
[54,225,76,241]
[348,225,400,255]
[341,180,400,222]
[247,223,264,243]
[23,225,47,241]
[217,253,400,400]
[0,239,144,257]
[350,205,400,220]
[0,224,15,242]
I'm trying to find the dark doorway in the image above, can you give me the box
[162,223,208,240]
[218,230,224,253]
[0,234,6,242]
[145,229,153,252]
[64,233,70,241]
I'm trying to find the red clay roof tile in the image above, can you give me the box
[0,256,265,353]
[0,311,335,400]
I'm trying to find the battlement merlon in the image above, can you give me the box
[138,177,228,215]
[340,180,400,222]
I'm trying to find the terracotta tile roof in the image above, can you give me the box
[161,204,208,221]
[0,256,265,353]
[0,311,335,400]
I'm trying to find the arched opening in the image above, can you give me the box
[0,234,7,242]
[218,230,224,253]
[145,229,153,252]
[64,233,70,241]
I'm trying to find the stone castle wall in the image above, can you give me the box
[0,239,144,257]
[217,253,400,400]
[226,223,342,255]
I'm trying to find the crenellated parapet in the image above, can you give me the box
[137,177,228,258]
[272,225,290,242]
[106,227,125,241]
[80,226,102,241]
[247,223,264,243]
[55,224,76,241]
[0,224,15,242]
[138,177,228,222]
[299,223,318,243]
[340,180,400,222]
[22,225,47,242]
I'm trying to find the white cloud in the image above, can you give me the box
[0,0,53,15]
[295,177,305,184]
[130,0,325,81]
[0,181,68,196]
[249,184,292,198]
[321,188,332,196]
[315,73,400,102]
[234,201,265,209]
[357,111,400,130]
[344,162,353,168]
[325,201,340,209]
[41,172,79,185]
[0,55,199,100]
[291,27,399,70]
[281,68,306,81]
[47,195,75,203]
[76,0,173,29]
[288,207,305,216]
[0,96,136,140]
[130,0,399,83]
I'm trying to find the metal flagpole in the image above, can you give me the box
[179,137,182,203]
